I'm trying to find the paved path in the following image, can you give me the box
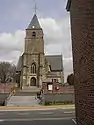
[7,96,40,106]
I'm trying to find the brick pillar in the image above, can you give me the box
[69,0,94,124]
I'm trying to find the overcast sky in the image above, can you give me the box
[0,0,73,82]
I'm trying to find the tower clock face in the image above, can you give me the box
[32,26,35,28]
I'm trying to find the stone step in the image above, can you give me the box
[20,86,41,93]
[15,92,37,96]
[15,86,41,96]
[7,96,40,106]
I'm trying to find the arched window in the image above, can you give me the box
[31,63,36,74]
[32,31,36,37]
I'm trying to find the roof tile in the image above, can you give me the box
[27,14,41,29]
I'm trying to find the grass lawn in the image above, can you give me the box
[45,102,74,106]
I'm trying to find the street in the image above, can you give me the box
[0,119,75,125]
[0,108,76,125]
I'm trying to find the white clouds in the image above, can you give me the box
[63,57,73,82]
[0,30,25,63]
[0,30,25,51]
[0,16,73,81]
[40,18,65,45]
[40,16,72,58]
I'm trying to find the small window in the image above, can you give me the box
[32,32,36,37]
[52,79,58,83]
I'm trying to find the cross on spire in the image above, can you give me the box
[27,0,41,29]
[33,0,37,14]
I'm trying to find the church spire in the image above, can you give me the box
[27,1,41,29]
[27,14,41,29]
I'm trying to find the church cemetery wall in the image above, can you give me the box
[42,82,74,93]
[42,93,74,105]
[41,85,74,104]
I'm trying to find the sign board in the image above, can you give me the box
[23,76,26,80]
[48,84,53,91]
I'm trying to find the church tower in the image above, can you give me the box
[25,14,44,54]
[22,14,45,88]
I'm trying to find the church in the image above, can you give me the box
[16,13,64,89]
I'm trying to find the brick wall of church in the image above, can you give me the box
[69,0,94,124]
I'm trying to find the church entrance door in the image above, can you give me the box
[30,77,36,86]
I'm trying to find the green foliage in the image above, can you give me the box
[67,73,74,85]
[59,82,65,86]
[45,101,74,106]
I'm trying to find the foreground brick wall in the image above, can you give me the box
[69,0,94,124]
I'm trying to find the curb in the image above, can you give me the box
[0,105,75,111]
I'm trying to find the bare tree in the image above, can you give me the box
[0,62,16,83]
[9,64,16,82]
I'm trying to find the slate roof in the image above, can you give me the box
[16,55,63,72]
[66,0,71,11]
[45,55,63,71]
[27,14,41,29]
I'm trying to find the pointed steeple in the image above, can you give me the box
[27,14,41,29]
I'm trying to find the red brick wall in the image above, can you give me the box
[69,0,94,124]
[42,82,74,94]
[0,84,11,93]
